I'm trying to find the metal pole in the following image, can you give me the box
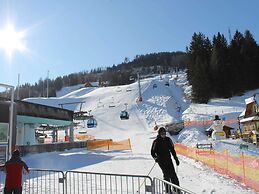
[137,162,156,193]
[42,78,45,97]
[47,70,49,98]
[137,73,142,101]
[9,85,14,159]
[17,73,20,100]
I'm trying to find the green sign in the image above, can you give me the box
[0,123,8,143]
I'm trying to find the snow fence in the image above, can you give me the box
[183,118,238,126]
[175,143,259,192]
[86,139,132,151]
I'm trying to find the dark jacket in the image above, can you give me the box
[151,135,179,163]
[4,155,29,188]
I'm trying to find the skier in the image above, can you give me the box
[151,127,180,194]
[3,149,29,194]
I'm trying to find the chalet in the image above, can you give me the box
[238,96,259,145]
[84,81,99,87]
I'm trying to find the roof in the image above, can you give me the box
[0,97,74,121]
[252,130,259,135]
[17,100,74,121]
[245,96,256,104]
[239,116,259,123]
[90,82,99,87]
[239,109,246,118]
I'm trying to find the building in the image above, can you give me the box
[238,96,259,145]
[0,97,75,160]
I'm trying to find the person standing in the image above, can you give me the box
[3,149,29,194]
[151,127,180,193]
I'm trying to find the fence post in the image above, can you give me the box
[151,178,155,194]
[63,172,67,194]
[242,152,246,184]
[213,150,215,170]
[226,150,229,175]
[128,138,132,150]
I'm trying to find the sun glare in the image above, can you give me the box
[0,23,27,58]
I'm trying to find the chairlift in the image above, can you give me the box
[120,103,129,120]
[87,118,97,128]
[109,97,116,107]
[116,87,122,92]
[120,110,129,120]
[126,86,132,92]
[129,76,135,81]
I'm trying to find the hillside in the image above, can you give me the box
[13,52,187,100]
[24,71,259,193]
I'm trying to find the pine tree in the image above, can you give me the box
[229,30,245,94]
[241,30,258,90]
[210,33,229,97]
[187,33,212,103]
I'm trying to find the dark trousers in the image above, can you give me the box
[158,159,179,193]
[4,187,22,194]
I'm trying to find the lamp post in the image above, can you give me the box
[137,73,142,101]
[17,74,20,100]
[47,70,49,98]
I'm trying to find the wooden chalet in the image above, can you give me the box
[238,96,259,145]
[84,81,99,87]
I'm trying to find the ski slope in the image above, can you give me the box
[24,72,258,194]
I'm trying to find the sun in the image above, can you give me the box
[0,22,27,58]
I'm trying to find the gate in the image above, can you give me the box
[0,169,65,194]
[153,177,196,194]
[65,171,152,194]
[0,169,196,194]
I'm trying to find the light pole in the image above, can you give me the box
[137,73,142,102]
[17,74,20,100]
[47,70,49,98]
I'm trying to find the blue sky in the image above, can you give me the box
[0,0,259,87]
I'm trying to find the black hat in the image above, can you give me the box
[158,127,166,134]
[214,115,220,121]
[12,149,20,157]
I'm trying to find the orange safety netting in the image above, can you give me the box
[175,143,259,192]
[86,139,132,151]
[183,118,238,127]
[75,134,95,141]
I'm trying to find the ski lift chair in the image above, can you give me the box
[87,118,97,128]
[126,86,132,92]
[120,110,129,120]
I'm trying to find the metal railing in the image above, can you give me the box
[153,177,196,194]
[0,169,196,194]
[65,171,152,194]
[0,169,65,194]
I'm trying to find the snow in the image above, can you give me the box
[240,116,259,123]
[22,71,259,194]
[56,84,85,97]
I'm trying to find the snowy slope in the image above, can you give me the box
[23,71,259,194]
